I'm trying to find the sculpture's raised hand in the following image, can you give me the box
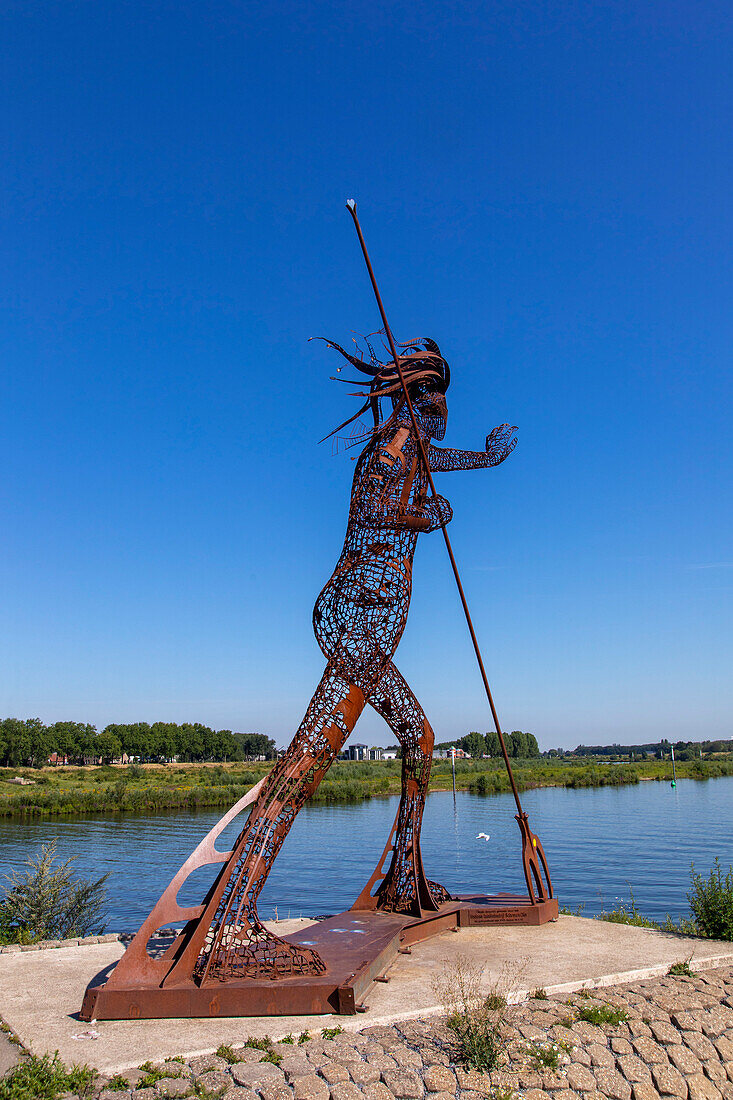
[425,493,453,531]
[485,424,518,466]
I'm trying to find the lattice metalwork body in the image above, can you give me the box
[148,338,520,985]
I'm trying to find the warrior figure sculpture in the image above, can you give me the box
[164,337,517,984]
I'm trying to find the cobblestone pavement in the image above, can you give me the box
[13,965,733,1100]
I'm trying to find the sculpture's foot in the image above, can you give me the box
[207,927,326,982]
[427,879,452,906]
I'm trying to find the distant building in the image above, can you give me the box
[340,743,369,761]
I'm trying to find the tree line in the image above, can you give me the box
[436,730,540,759]
[0,718,277,767]
[572,738,733,760]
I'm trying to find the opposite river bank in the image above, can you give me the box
[2,756,733,818]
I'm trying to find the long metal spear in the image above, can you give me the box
[346,199,553,904]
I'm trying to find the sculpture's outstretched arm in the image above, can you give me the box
[428,423,518,471]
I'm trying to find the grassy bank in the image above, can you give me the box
[1,756,732,818]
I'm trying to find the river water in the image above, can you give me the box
[0,778,731,932]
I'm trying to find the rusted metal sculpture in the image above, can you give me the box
[81,202,556,1023]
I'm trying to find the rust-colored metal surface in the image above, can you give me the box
[80,201,556,1022]
[82,895,558,1021]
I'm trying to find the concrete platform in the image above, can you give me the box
[1,916,732,1074]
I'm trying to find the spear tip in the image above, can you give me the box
[346,198,357,213]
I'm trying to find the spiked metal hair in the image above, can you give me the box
[312,333,450,444]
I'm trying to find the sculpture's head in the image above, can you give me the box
[316,333,450,444]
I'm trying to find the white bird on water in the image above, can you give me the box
[476,832,491,841]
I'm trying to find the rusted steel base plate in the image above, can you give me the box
[82,894,558,1021]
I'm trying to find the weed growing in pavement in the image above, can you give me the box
[575,1003,628,1027]
[107,1074,130,1091]
[137,1061,181,1089]
[668,959,695,977]
[532,988,548,1000]
[297,1031,311,1044]
[488,1088,516,1100]
[433,956,525,1072]
[559,1014,575,1028]
[280,1033,295,1044]
[0,1052,97,1100]
[321,1026,343,1039]
[215,1045,238,1064]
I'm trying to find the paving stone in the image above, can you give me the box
[617,1055,653,1085]
[280,1057,313,1079]
[705,1064,728,1087]
[191,1056,229,1075]
[320,1064,350,1085]
[380,1068,423,1098]
[612,1039,635,1056]
[631,1085,662,1100]
[366,1055,399,1070]
[328,1085,362,1100]
[0,1032,22,1078]
[542,1070,569,1091]
[100,1090,128,1100]
[133,1091,158,1100]
[574,1023,609,1046]
[235,1050,268,1065]
[519,1070,545,1089]
[683,1033,720,1062]
[687,1076,722,1100]
[259,1084,294,1100]
[651,1063,688,1097]
[553,1091,582,1100]
[650,1022,681,1045]
[362,1084,398,1100]
[588,1044,615,1069]
[524,1091,553,1100]
[223,1089,259,1100]
[195,1071,230,1093]
[420,1093,453,1100]
[155,1078,191,1096]
[672,1014,702,1033]
[715,1037,733,1061]
[629,1021,655,1038]
[392,1049,422,1070]
[422,1066,455,1094]
[667,1046,703,1076]
[703,1011,733,1038]
[632,1038,669,1064]
[566,1064,596,1092]
[292,1076,330,1100]
[349,1063,381,1087]
[230,1063,285,1089]
[592,1067,633,1100]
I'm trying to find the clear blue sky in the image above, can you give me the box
[2,0,731,750]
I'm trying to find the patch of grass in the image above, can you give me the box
[598,888,659,929]
[107,1073,131,1091]
[297,1031,310,1045]
[0,1052,97,1100]
[576,1003,628,1027]
[137,1061,182,1088]
[668,960,695,977]
[280,1033,294,1044]
[532,987,548,1000]
[215,1044,238,1064]
[244,1037,272,1051]
[525,1039,562,1070]
[321,1026,343,1039]
[688,859,733,941]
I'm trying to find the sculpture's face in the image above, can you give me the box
[408,387,448,441]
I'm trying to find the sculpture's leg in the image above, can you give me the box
[367,661,450,914]
[163,661,365,985]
